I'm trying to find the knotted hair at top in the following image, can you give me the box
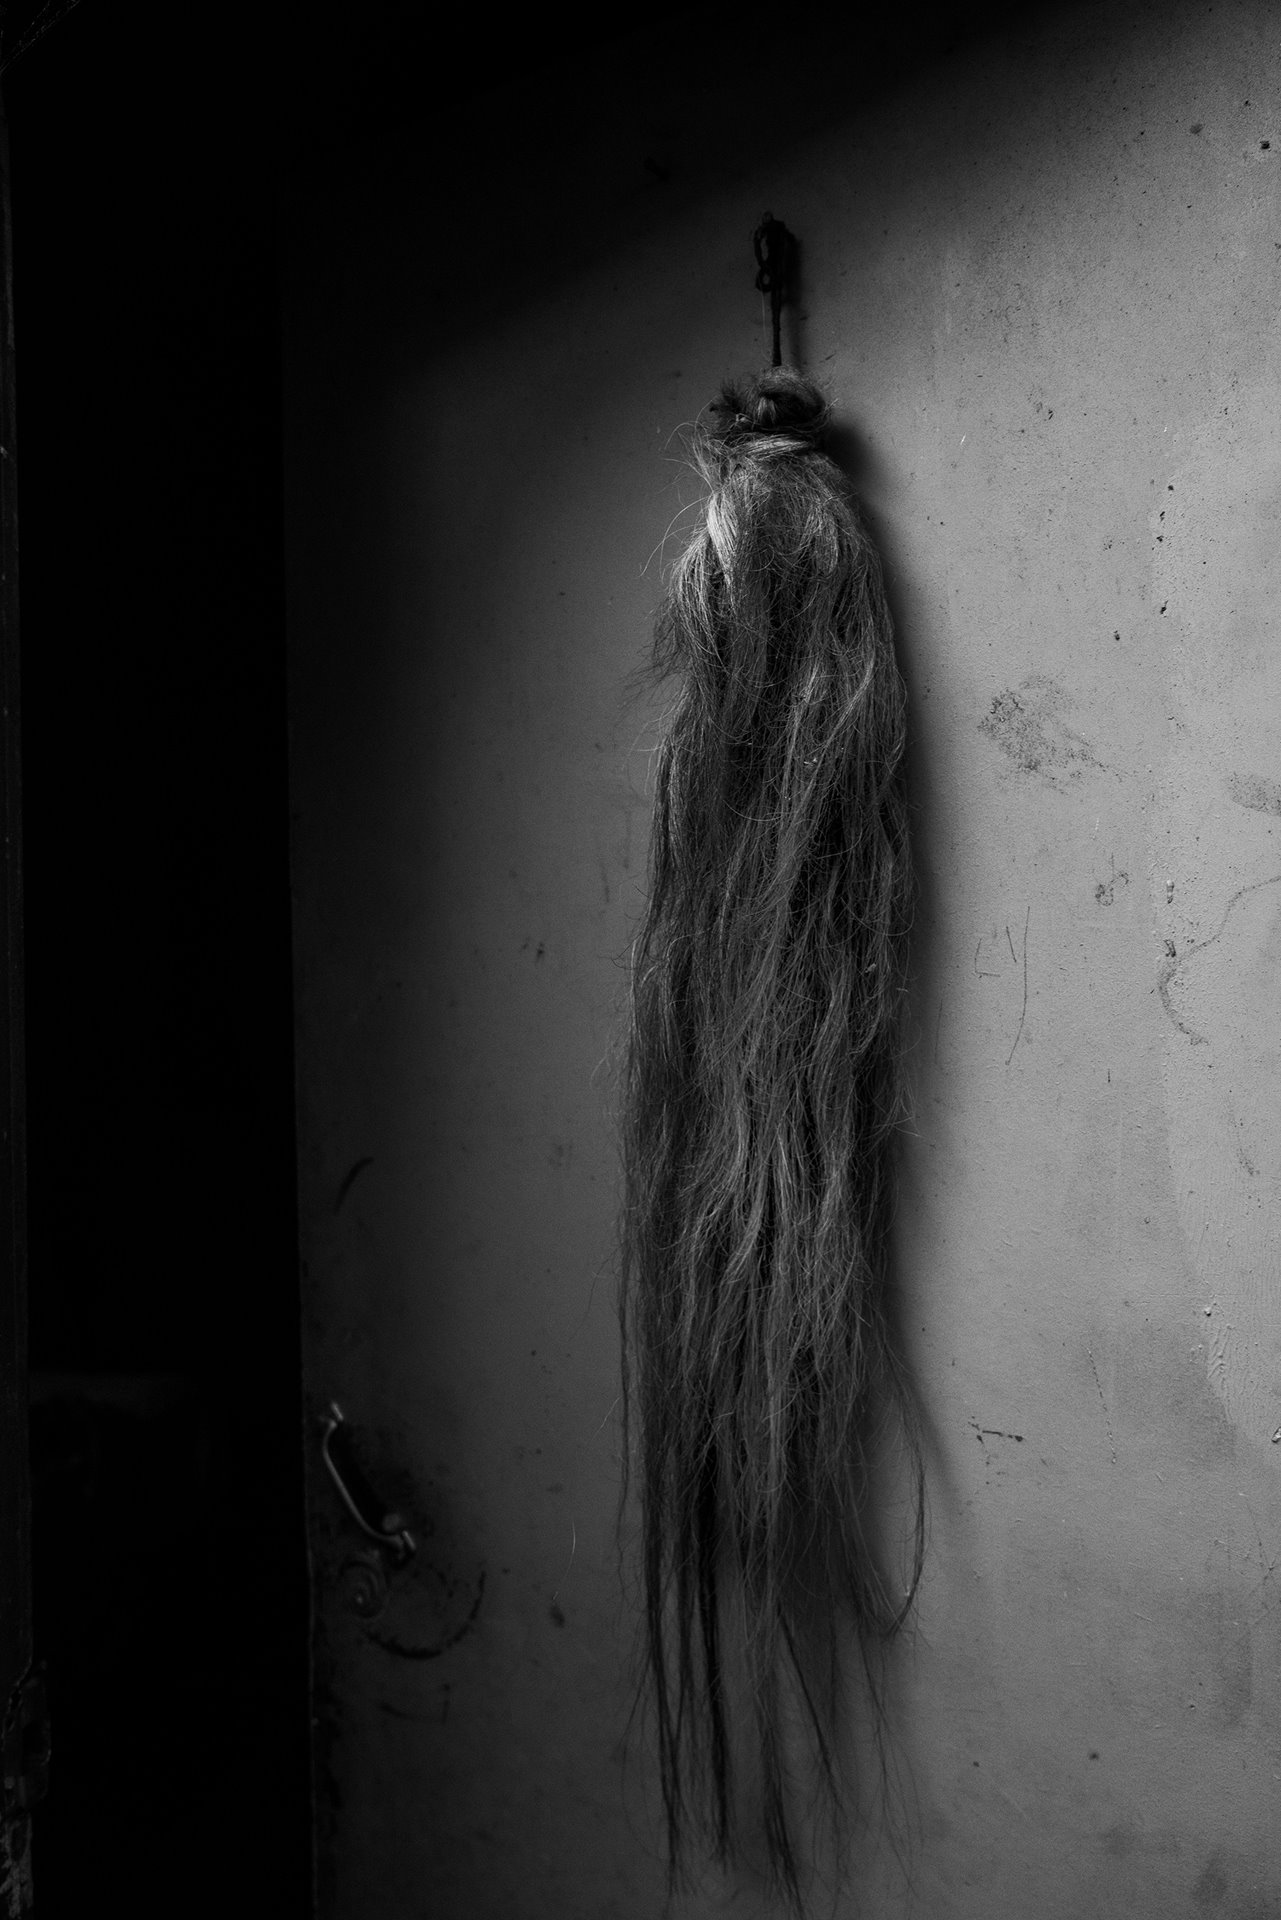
[713,366,830,444]
[620,367,923,1910]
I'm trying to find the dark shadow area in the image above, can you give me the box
[6,2,310,1912]
[280,0,1080,371]
[1,1,1080,1910]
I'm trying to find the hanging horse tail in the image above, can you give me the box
[620,365,924,1911]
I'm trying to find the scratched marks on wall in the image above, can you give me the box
[972,906,1032,1066]
[1157,869,1281,1441]
[1086,1347,1118,1467]
[966,1414,1026,1493]
[1156,871,1281,1049]
[1094,855,1129,908]
[1146,395,1281,1445]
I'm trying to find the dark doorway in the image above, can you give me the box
[6,3,311,1911]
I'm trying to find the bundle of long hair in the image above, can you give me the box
[620,367,923,1910]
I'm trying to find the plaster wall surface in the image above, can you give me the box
[285,3,1281,1913]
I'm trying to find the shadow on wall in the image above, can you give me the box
[281,0,1075,361]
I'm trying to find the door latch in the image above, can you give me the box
[319,1403,416,1565]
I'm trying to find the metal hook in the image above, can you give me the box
[753,212,794,368]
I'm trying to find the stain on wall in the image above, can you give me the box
[980,675,1108,785]
[1226,770,1281,818]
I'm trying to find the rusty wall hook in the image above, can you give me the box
[753,212,795,368]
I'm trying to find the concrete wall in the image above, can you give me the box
[285,3,1281,1912]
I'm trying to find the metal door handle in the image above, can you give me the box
[319,1402,416,1565]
